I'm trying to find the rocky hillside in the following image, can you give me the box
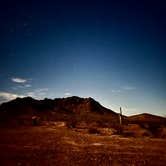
[0,96,165,135]
[0,96,119,127]
[128,113,166,126]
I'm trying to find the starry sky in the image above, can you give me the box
[0,0,166,116]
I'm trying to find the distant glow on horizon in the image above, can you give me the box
[0,92,25,104]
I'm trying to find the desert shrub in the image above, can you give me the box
[128,124,142,130]
[88,128,100,134]
[122,130,135,137]
[32,116,40,126]
[66,119,77,128]
[76,121,88,129]
[122,124,154,138]
[136,129,153,137]
[142,131,151,137]
[98,128,117,136]
[156,127,166,138]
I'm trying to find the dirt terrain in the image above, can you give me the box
[0,97,166,165]
[0,125,166,166]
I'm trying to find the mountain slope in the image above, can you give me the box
[0,96,117,115]
[0,96,118,127]
[128,113,166,127]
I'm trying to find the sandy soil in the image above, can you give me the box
[0,125,166,166]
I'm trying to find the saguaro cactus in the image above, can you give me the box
[119,107,123,134]
[119,107,122,125]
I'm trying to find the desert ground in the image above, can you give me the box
[0,124,166,166]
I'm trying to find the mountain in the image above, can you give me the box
[0,96,118,127]
[0,96,117,114]
[0,96,165,130]
[128,113,166,127]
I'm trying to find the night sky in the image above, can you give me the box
[0,0,166,116]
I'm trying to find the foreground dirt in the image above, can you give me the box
[0,126,166,166]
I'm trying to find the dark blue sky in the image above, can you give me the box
[0,0,166,115]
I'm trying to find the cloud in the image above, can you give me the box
[0,92,25,104]
[111,89,122,93]
[122,86,136,91]
[26,88,48,99]
[26,92,35,97]
[111,85,136,94]
[24,84,32,88]
[35,88,48,92]
[11,77,27,83]
[12,84,32,90]
[64,92,71,96]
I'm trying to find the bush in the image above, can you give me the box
[88,128,100,134]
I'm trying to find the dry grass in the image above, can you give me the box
[0,125,166,166]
